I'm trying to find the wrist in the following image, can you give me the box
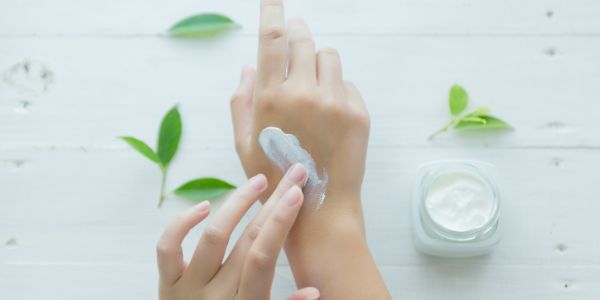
[284,193,367,263]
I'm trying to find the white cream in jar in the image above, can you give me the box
[412,160,503,257]
[425,170,495,232]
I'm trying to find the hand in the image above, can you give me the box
[229,0,390,298]
[230,0,370,210]
[157,167,320,300]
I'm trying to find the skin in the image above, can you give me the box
[230,0,391,298]
[157,168,320,300]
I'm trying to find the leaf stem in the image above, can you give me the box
[158,168,167,208]
[428,119,457,140]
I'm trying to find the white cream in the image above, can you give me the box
[258,127,328,209]
[425,170,495,232]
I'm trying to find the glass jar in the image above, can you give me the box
[411,159,503,257]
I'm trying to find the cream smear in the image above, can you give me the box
[258,127,328,208]
[425,170,496,232]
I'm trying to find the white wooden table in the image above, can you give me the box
[1,0,599,299]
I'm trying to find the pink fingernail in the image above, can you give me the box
[305,287,320,300]
[249,174,267,191]
[195,201,210,213]
[286,164,307,185]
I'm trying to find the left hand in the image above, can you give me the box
[230,0,370,208]
[157,167,319,300]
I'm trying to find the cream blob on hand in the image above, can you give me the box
[258,127,328,208]
[425,171,495,232]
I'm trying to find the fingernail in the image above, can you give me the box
[195,201,210,213]
[305,287,320,299]
[249,174,267,191]
[286,164,307,185]
[285,186,302,207]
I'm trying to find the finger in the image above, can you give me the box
[214,164,308,286]
[258,0,287,86]
[287,18,316,84]
[344,80,368,112]
[186,174,268,283]
[157,201,210,285]
[317,48,344,96]
[230,66,257,150]
[286,287,320,300]
[238,186,304,300]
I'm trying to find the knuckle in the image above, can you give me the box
[230,91,244,104]
[247,249,273,272]
[292,89,319,104]
[202,225,228,247]
[271,212,289,227]
[255,90,279,112]
[156,241,176,257]
[256,97,276,113]
[260,25,285,41]
[291,36,315,48]
[323,101,347,118]
[246,223,262,241]
[319,47,340,58]
[352,109,371,129]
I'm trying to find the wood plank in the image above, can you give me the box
[1,36,599,149]
[0,0,599,35]
[1,148,598,267]
[1,264,598,299]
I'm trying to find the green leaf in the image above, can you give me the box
[167,13,240,37]
[460,116,487,124]
[455,115,513,130]
[157,105,182,168]
[174,178,236,201]
[449,84,469,116]
[120,136,160,164]
[466,106,491,117]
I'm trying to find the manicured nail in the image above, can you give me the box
[304,287,320,300]
[249,174,267,191]
[285,186,302,207]
[195,201,210,214]
[286,164,307,185]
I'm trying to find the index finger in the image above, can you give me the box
[257,0,287,86]
[238,186,304,300]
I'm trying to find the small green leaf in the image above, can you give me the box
[466,106,491,117]
[460,116,487,124]
[120,136,160,164]
[455,115,513,130]
[174,178,236,201]
[157,105,182,168]
[449,84,469,116]
[167,13,240,37]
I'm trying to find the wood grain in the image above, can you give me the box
[1,0,599,299]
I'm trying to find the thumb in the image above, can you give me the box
[286,287,320,300]
[230,65,257,150]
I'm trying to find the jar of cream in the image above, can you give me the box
[411,159,503,257]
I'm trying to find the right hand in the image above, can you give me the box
[157,166,319,300]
